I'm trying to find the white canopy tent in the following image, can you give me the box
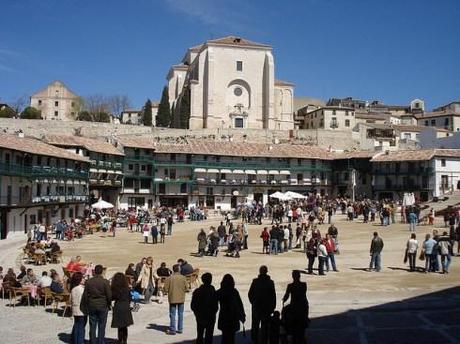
[269,191,292,201]
[91,198,114,210]
[285,191,307,199]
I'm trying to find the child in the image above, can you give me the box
[269,311,281,344]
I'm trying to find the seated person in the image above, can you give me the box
[66,256,86,272]
[34,244,46,255]
[50,241,61,253]
[38,271,52,288]
[3,268,21,287]
[50,272,64,293]
[21,268,39,285]
[177,258,193,276]
[156,262,172,277]
[17,265,27,280]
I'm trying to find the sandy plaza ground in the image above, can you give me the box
[0,214,459,344]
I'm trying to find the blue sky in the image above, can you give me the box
[1,0,459,110]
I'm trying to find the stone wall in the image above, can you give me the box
[0,118,358,150]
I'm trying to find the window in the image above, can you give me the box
[128,164,133,170]
[38,100,42,106]
[431,119,435,126]
[234,87,243,96]
[441,159,446,167]
[169,169,176,179]
[140,179,150,189]
[124,178,134,188]
[55,101,59,107]
[345,111,349,116]
[141,165,146,171]
[235,118,244,128]
[71,101,75,108]
[69,208,74,218]
[180,183,187,193]
[54,111,58,116]
[424,120,429,126]
[404,133,411,140]
[311,159,316,168]
[236,61,243,71]
[206,187,214,195]
[444,118,449,126]
[345,119,350,127]
[159,183,166,194]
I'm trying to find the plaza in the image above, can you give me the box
[0,213,459,344]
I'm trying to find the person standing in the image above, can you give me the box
[216,274,246,344]
[406,233,418,272]
[110,273,133,344]
[70,272,86,344]
[217,222,227,247]
[282,270,309,344]
[197,229,207,257]
[306,237,318,274]
[408,209,417,232]
[269,226,278,255]
[164,264,188,335]
[248,266,276,344]
[167,215,174,236]
[81,264,111,344]
[369,232,384,272]
[142,224,150,244]
[242,222,249,250]
[422,234,436,272]
[260,227,270,254]
[317,239,328,276]
[191,272,218,344]
[438,231,452,274]
[325,234,338,272]
[137,257,158,303]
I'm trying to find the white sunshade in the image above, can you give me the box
[207,168,219,173]
[91,198,114,210]
[268,170,279,175]
[257,170,268,175]
[279,170,291,175]
[245,170,256,174]
[233,169,244,174]
[66,180,73,185]
[154,177,163,182]
[220,169,232,173]
[194,168,206,173]
[269,191,285,198]
[285,191,307,199]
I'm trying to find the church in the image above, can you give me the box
[167,36,295,130]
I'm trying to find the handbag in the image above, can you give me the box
[403,249,408,264]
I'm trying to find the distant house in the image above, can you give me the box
[30,80,79,121]
[121,102,159,125]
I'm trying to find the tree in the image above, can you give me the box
[10,94,28,114]
[143,99,152,126]
[0,106,16,118]
[93,112,111,123]
[107,95,131,118]
[20,106,42,119]
[170,103,176,128]
[156,86,170,127]
[84,94,109,115]
[76,111,92,121]
[178,89,190,129]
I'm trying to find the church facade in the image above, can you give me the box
[167,36,295,130]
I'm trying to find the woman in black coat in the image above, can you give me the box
[111,272,134,344]
[216,274,246,344]
[282,270,309,344]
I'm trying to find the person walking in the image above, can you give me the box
[197,229,207,257]
[70,272,86,344]
[406,233,418,272]
[111,272,134,344]
[167,215,174,236]
[248,266,276,344]
[282,270,309,344]
[216,274,246,344]
[369,232,384,272]
[137,257,158,304]
[191,272,218,344]
[164,264,188,335]
[80,264,111,344]
[438,231,452,274]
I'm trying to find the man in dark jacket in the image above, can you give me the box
[81,264,111,344]
[369,232,384,272]
[248,265,276,344]
[191,273,218,344]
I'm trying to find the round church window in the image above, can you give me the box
[234,87,243,96]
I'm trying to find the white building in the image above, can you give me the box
[167,36,295,130]
[30,81,79,121]
[0,133,90,239]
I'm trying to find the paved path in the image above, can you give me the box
[0,215,459,343]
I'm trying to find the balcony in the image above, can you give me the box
[0,162,88,180]
[373,167,434,175]
[1,195,88,207]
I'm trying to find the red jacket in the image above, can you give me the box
[325,239,335,253]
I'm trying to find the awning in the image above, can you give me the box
[194,168,206,173]
[66,180,73,185]
[154,178,163,182]
[279,170,291,175]
[245,170,256,174]
[257,170,268,175]
[207,168,219,173]
[115,171,123,175]
[89,168,98,173]
[233,169,244,174]
[268,170,279,175]
[220,169,232,173]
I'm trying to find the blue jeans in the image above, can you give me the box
[409,222,416,232]
[327,253,337,271]
[269,239,278,254]
[441,254,451,272]
[89,308,108,344]
[369,252,381,271]
[72,315,87,344]
[169,303,184,333]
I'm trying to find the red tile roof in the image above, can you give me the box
[370,149,460,162]
[43,135,124,156]
[207,36,271,48]
[0,134,89,162]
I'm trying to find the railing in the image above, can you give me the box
[372,167,434,175]
[0,195,88,206]
[0,162,88,179]
[92,160,123,171]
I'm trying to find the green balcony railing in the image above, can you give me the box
[0,162,88,180]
